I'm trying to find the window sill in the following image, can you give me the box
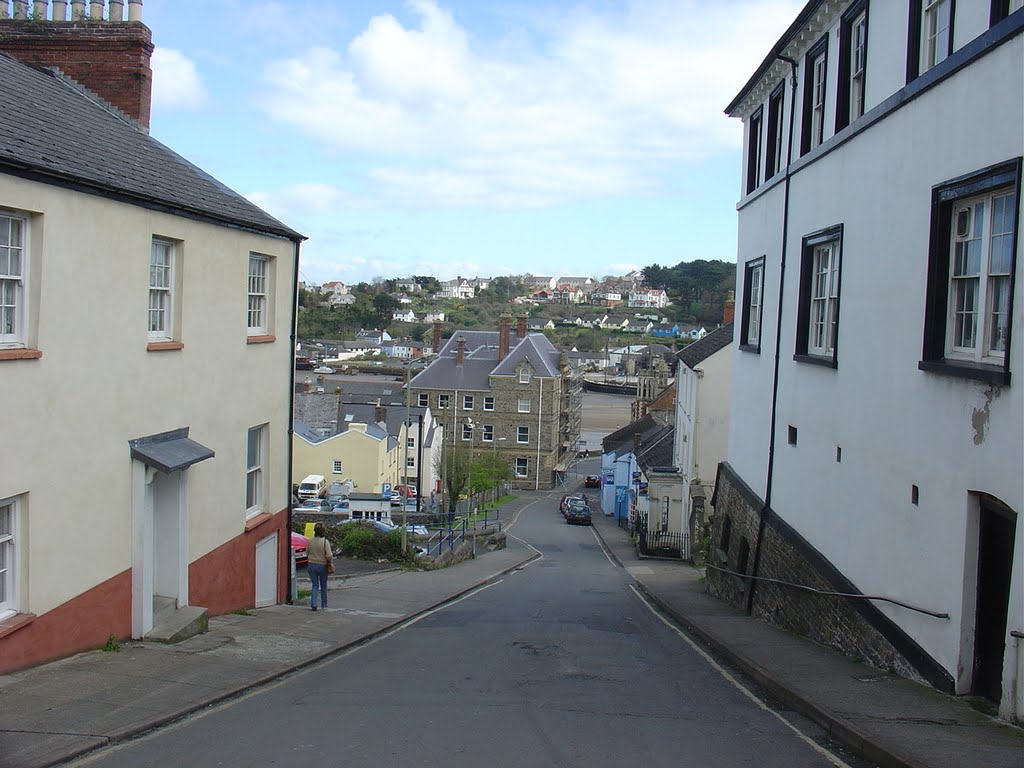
[739,343,761,354]
[793,353,837,369]
[0,612,37,640]
[147,341,184,352]
[918,359,1010,386]
[244,511,273,531]
[0,348,43,361]
[246,334,276,345]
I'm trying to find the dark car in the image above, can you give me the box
[563,497,588,518]
[560,494,585,515]
[584,475,601,488]
[565,504,592,525]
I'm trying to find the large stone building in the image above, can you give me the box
[409,316,581,490]
[0,3,301,671]
[718,0,1023,723]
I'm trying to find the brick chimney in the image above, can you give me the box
[516,314,528,339]
[433,321,442,354]
[374,401,386,424]
[633,432,642,455]
[0,1,153,132]
[456,335,465,365]
[723,291,735,325]
[498,314,511,360]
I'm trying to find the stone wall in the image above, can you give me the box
[708,462,953,692]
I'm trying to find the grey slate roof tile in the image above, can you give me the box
[0,53,301,240]
[676,323,734,369]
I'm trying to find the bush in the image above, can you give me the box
[331,522,409,562]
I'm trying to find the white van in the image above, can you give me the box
[297,474,327,500]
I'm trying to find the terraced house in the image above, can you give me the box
[0,3,301,671]
[717,0,1023,723]
[409,316,581,490]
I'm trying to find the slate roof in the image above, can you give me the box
[602,413,673,457]
[0,53,301,240]
[636,426,676,472]
[677,323,734,369]
[411,331,562,391]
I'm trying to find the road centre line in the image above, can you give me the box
[628,584,853,768]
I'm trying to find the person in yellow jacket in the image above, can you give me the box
[306,523,334,611]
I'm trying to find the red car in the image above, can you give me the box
[290,532,308,564]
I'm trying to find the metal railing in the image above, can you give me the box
[638,528,691,559]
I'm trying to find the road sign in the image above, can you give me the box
[381,483,392,499]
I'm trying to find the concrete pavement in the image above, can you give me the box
[0,514,539,768]
[588,508,1024,768]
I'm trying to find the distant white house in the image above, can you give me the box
[424,311,446,323]
[393,309,418,323]
[628,288,669,309]
[439,277,474,300]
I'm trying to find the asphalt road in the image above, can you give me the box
[70,484,864,768]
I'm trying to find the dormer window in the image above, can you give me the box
[519,368,531,384]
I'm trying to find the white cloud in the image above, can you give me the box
[246,182,361,219]
[257,0,803,209]
[151,48,209,110]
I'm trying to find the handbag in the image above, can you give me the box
[323,539,335,574]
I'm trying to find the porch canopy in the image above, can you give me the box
[129,427,215,473]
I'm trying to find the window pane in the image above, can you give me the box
[952,279,978,349]
[246,470,259,509]
[0,505,10,537]
[988,276,1010,354]
[990,195,1014,275]
[247,427,260,468]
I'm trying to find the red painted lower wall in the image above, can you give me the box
[0,508,291,674]
[0,569,132,675]
[188,508,290,614]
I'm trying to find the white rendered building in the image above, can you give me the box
[715,0,1023,723]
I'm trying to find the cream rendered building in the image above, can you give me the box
[0,9,301,671]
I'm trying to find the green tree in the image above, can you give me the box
[435,444,472,515]
[469,453,513,495]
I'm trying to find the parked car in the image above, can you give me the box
[394,484,418,498]
[292,499,335,513]
[584,475,601,488]
[313,365,334,374]
[290,532,308,564]
[560,494,586,516]
[565,504,592,526]
[390,490,403,507]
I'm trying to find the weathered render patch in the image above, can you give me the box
[971,385,1003,445]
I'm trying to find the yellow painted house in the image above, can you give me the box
[292,403,407,495]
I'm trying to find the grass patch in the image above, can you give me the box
[297,589,311,600]
[102,635,121,652]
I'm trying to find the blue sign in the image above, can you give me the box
[381,483,392,499]
[631,471,642,480]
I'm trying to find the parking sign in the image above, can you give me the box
[381,483,392,499]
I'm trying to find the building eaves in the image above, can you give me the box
[677,323,734,369]
[602,413,670,456]
[0,53,302,241]
[724,0,822,115]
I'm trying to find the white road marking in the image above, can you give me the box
[629,584,854,768]
[589,525,620,568]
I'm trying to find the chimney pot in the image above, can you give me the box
[110,0,126,21]
[90,1,104,19]
[13,1,28,20]
[433,321,442,354]
[32,1,47,20]
[52,1,69,20]
[128,0,143,23]
[456,335,466,365]
[71,0,85,19]
[516,314,527,339]
[499,314,511,360]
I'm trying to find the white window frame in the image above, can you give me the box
[850,9,867,120]
[245,425,265,517]
[809,242,841,357]
[247,254,268,335]
[461,423,473,441]
[0,495,19,619]
[519,368,530,384]
[922,0,951,73]
[946,189,1014,363]
[0,212,27,348]
[517,425,529,444]
[406,456,415,468]
[810,51,826,150]
[746,260,763,347]
[483,396,494,411]
[517,398,531,413]
[332,459,343,474]
[407,437,415,448]
[515,458,528,478]
[438,394,450,409]
[482,425,494,442]
[148,238,174,341]
[418,393,429,407]
[463,395,474,410]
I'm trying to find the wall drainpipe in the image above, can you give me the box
[286,239,303,605]
[746,55,798,615]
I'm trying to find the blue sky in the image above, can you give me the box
[146,0,802,286]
